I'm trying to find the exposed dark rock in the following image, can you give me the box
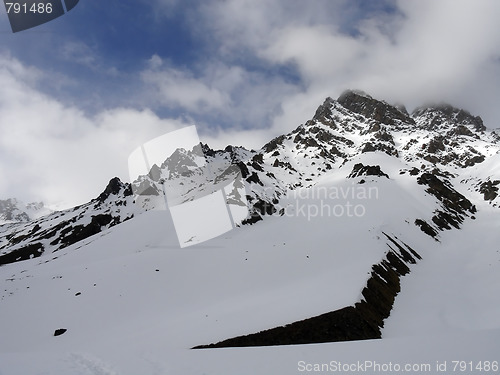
[313,128,337,145]
[253,198,276,216]
[403,138,418,151]
[250,161,264,172]
[417,173,476,230]
[200,143,216,157]
[348,164,389,179]
[53,214,114,250]
[272,159,296,172]
[54,329,67,337]
[361,142,398,157]
[199,142,217,156]
[431,210,460,230]
[412,104,486,132]
[418,173,475,213]
[263,135,286,153]
[194,235,420,348]
[447,125,478,138]
[415,219,438,238]
[98,177,131,202]
[463,154,485,167]
[236,161,250,178]
[252,154,264,164]
[337,90,415,126]
[394,103,409,115]
[0,242,44,266]
[425,136,446,154]
[367,123,381,133]
[246,172,263,185]
[409,167,420,176]
[330,134,355,147]
[250,154,264,171]
[373,130,395,144]
[479,180,500,201]
[312,97,336,127]
[214,164,243,185]
[241,213,263,225]
[492,131,500,143]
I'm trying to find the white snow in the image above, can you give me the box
[1,153,499,373]
[1,97,500,374]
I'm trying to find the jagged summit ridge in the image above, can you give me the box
[336,89,414,126]
[412,103,486,132]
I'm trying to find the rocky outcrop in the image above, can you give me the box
[0,178,134,265]
[337,90,414,126]
[348,163,389,179]
[98,177,132,202]
[416,172,476,234]
[0,242,44,266]
[194,234,420,348]
[479,180,500,202]
[53,328,67,337]
[312,97,336,127]
[413,104,486,132]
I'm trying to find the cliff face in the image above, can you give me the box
[195,234,421,348]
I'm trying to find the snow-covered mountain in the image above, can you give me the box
[1,90,499,374]
[0,179,134,266]
[0,198,52,225]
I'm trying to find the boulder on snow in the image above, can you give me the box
[348,163,389,179]
[53,328,67,337]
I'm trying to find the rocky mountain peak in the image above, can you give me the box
[412,104,486,132]
[312,97,335,125]
[337,89,415,126]
[97,177,132,203]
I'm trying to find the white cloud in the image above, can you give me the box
[142,62,229,112]
[191,0,500,128]
[0,55,189,208]
[60,41,97,68]
[141,56,299,133]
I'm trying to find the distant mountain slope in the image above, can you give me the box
[0,179,134,266]
[0,198,52,224]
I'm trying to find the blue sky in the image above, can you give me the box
[1,0,500,207]
[1,0,401,125]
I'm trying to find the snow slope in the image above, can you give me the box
[1,153,499,374]
[1,90,499,374]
